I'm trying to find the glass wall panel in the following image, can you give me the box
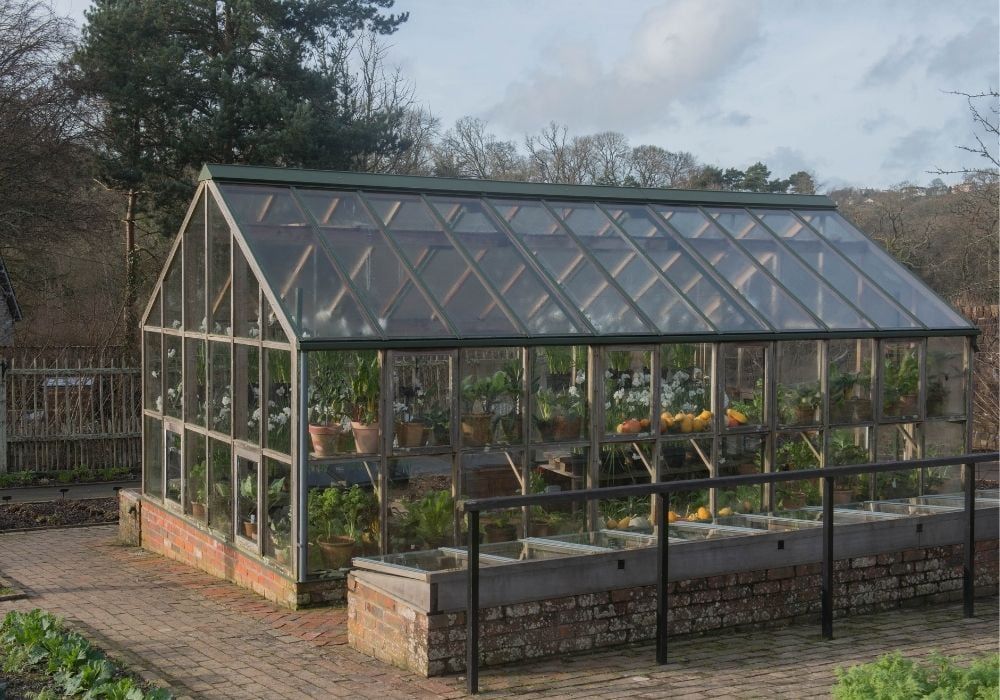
[184,338,207,427]
[207,193,232,334]
[490,198,650,334]
[797,211,968,328]
[660,437,712,520]
[876,423,920,500]
[829,426,873,503]
[776,340,821,427]
[146,289,161,328]
[531,346,588,443]
[236,456,259,543]
[306,460,379,577]
[923,420,965,494]
[163,256,182,330]
[720,434,765,514]
[143,332,162,412]
[209,341,231,434]
[164,336,183,419]
[233,244,260,338]
[753,209,919,329]
[263,297,289,343]
[207,438,232,537]
[659,344,712,433]
[528,447,587,536]
[184,194,206,332]
[721,344,766,431]
[881,340,920,420]
[165,429,181,504]
[264,458,292,569]
[774,431,821,508]
[463,450,522,542]
[184,430,207,522]
[926,337,967,418]
[604,349,653,438]
[599,443,653,533]
[828,339,874,425]
[307,350,379,457]
[143,416,162,498]
[657,206,819,330]
[387,454,452,552]
[460,348,523,448]
[234,344,260,445]
[427,196,581,336]
[392,352,451,450]
[554,202,711,334]
[264,348,292,455]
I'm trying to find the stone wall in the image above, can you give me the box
[121,491,345,609]
[347,540,999,677]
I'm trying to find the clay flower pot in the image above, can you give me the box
[317,535,355,569]
[397,421,425,448]
[191,502,206,519]
[351,422,380,454]
[309,424,343,457]
[461,414,492,446]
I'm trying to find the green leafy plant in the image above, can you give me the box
[405,491,454,547]
[188,459,208,504]
[309,352,349,425]
[883,349,919,409]
[308,485,377,543]
[349,352,380,425]
[832,652,998,699]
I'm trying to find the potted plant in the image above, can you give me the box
[883,351,918,416]
[349,354,380,454]
[239,474,257,539]
[533,388,558,441]
[269,512,291,565]
[310,485,377,569]
[925,378,946,417]
[405,491,454,549]
[460,372,507,447]
[188,458,208,519]
[395,382,427,448]
[788,385,821,424]
[483,512,517,543]
[308,353,349,457]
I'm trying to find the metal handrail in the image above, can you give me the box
[463,451,999,694]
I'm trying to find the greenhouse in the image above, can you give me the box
[139,163,982,604]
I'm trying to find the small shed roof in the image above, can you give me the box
[193,164,973,348]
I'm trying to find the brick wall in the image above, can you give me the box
[124,493,345,609]
[348,540,999,677]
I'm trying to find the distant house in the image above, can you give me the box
[0,254,22,346]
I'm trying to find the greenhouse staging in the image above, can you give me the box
[130,164,998,675]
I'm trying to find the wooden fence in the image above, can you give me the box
[2,346,140,473]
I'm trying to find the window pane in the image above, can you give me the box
[657,206,819,330]
[164,336,183,419]
[774,431,821,509]
[528,447,588,536]
[876,423,920,501]
[387,455,453,552]
[307,350,380,457]
[798,211,969,328]
[264,349,292,455]
[264,458,292,570]
[829,426,872,502]
[659,344,713,432]
[237,456,259,542]
[163,255,182,331]
[306,464,379,576]
[233,244,260,339]
[604,349,654,438]
[754,209,918,329]
[708,208,871,330]
[208,439,232,537]
[146,289,161,328]
[926,337,967,417]
[460,348,523,448]
[185,338,207,427]
[184,430,207,522]
[531,346,588,443]
[776,340,821,427]
[721,344,766,430]
[209,341,231,434]
[165,429,181,504]
[427,196,581,336]
[608,205,763,332]
[235,345,259,445]
[367,193,520,337]
[829,339,875,425]
[463,450,522,542]
[554,202,711,333]
[490,198,651,334]
[718,434,765,514]
[599,443,653,532]
[661,436,713,521]
[392,352,452,451]
[881,340,920,419]
[143,416,162,498]
[923,420,965,495]
[144,332,162,413]
[184,194,206,332]
[207,193,232,335]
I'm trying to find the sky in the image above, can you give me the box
[51,0,999,190]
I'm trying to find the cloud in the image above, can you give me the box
[484,0,764,132]
[927,20,1000,83]
[764,146,818,175]
[883,127,942,168]
[863,37,926,87]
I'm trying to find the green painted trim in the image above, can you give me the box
[198,164,837,209]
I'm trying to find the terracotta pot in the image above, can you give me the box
[484,523,517,543]
[832,489,853,506]
[779,494,806,510]
[397,421,426,448]
[553,416,582,441]
[897,394,918,416]
[309,423,343,457]
[317,535,355,569]
[535,419,557,442]
[461,414,492,446]
[242,521,258,539]
[529,521,551,538]
[796,406,818,424]
[191,502,206,519]
[736,463,758,476]
[351,422,380,454]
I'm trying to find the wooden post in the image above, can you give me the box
[0,358,7,473]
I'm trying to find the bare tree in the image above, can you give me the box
[628,144,699,188]
[433,116,526,180]
[524,123,593,185]
[585,131,631,185]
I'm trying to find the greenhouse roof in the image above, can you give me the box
[194,164,975,347]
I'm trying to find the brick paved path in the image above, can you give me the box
[1,526,996,699]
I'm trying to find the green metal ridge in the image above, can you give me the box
[197,164,837,209]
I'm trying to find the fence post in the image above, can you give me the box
[466,508,480,695]
[963,461,976,617]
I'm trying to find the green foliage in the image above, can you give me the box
[832,652,999,699]
[350,352,380,424]
[1,609,170,699]
[405,491,454,546]
[308,485,377,542]
[883,349,919,405]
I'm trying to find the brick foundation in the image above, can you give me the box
[121,490,345,609]
[347,540,999,676]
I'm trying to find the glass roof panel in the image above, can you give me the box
[706,208,872,330]
[656,206,820,330]
[362,192,521,337]
[797,211,969,328]
[427,196,582,336]
[607,205,764,332]
[294,188,453,338]
[489,198,652,334]
[217,184,377,339]
[754,209,920,329]
[549,201,713,334]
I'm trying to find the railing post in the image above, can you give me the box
[466,508,480,694]
[656,492,668,664]
[822,475,834,640]
[963,461,975,618]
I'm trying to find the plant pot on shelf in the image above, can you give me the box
[832,489,853,506]
[849,398,872,423]
[461,413,492,446]
[309,423,343,457]
[778,493,806,511]
[528,520,551,538]
[484,523,517,543]
[191,502,206,519]
[397,421,426,448]
[736,463,758,476]
[796,406,818,424]
[896,394,918,416]
[242,521,258,539]
[316,535,355,569]
[553,416,582,441]
[351,422,380,454]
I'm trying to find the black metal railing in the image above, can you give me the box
[462,451,998,694]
